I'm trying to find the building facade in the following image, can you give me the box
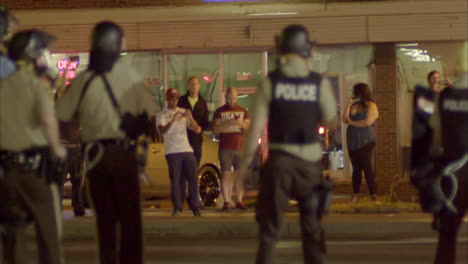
[6,0,467,199]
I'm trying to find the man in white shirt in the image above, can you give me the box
[157,88,202,216]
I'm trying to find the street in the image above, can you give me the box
[23,236,468,264]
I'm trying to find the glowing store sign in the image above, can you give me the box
[56,57,80,79]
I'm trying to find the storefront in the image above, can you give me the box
[25,0,465,197]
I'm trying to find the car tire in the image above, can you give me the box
[198,165,221,207]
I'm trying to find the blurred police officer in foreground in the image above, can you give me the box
[0,29,66,264]
[56,21,156,264]
[0,6,18,79]
[411,41,467,264]
[240,25,337,264]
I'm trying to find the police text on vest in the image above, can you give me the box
[275,83,317,101]
[443,99,468,112]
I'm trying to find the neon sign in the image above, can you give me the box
[56,57,80,80]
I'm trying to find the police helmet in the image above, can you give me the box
[8,29,55,62]
[88,21,123,73]
[91,21,123,54]
[276,24,315,58]
[0,6,18,43]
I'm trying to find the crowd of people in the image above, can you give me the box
[0,4,466,264]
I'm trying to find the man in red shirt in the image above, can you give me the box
[213,87,250,210]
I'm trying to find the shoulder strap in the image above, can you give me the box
[71,72,97,117]
[100,74,122,117]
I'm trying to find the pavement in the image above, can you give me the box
[43,198,468,240]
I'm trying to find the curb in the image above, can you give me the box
[23,211,468,239]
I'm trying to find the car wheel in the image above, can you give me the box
[198,165,221,207]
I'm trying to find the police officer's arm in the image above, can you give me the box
[131,72,158,116]
[239,112,251,132]
[240,78,270,170]
[36,82,66,159]
[320,78,339,129]
[347,102,379,127]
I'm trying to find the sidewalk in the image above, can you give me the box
[54,207,468,240]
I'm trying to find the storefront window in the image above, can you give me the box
[223,53,263,111]
[167,54,219,119]
[128,52,164,112]
[396,41,464,178]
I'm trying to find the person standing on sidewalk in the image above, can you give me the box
[177,76,210,167]
[342,83,379,203]
[157,88,203,216]
[240,24,337,264]
[213,87,251,210]
[1,29,66,264]
[56,21,156,264]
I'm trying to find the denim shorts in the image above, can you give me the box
[219,148,240,172]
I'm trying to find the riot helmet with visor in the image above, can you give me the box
[88,21,123,73]
[7,29,55,75]
[276,24,315,58]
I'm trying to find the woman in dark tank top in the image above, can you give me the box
[343,83,379,203]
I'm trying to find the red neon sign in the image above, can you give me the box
[56,56,80,72]
[56,57,80,85]
[57,59,79,71]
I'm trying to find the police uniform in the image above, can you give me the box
[0,37,63,264]
[56,22,156,264]
[430,73,467,264]
[241,25,337,264]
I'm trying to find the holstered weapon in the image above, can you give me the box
[41,150,66,185]
[120,111,150,140]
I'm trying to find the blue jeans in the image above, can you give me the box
[165,152,201,211]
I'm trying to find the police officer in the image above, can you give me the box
[56,21,156,264]
[0,6,17,79]
[428,41,467,264]
[0,29,66,264]
[240,25,337,264]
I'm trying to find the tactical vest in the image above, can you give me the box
[439,87,468,161]
[268,69,322,144]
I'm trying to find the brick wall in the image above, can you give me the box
[374,43,399,195]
